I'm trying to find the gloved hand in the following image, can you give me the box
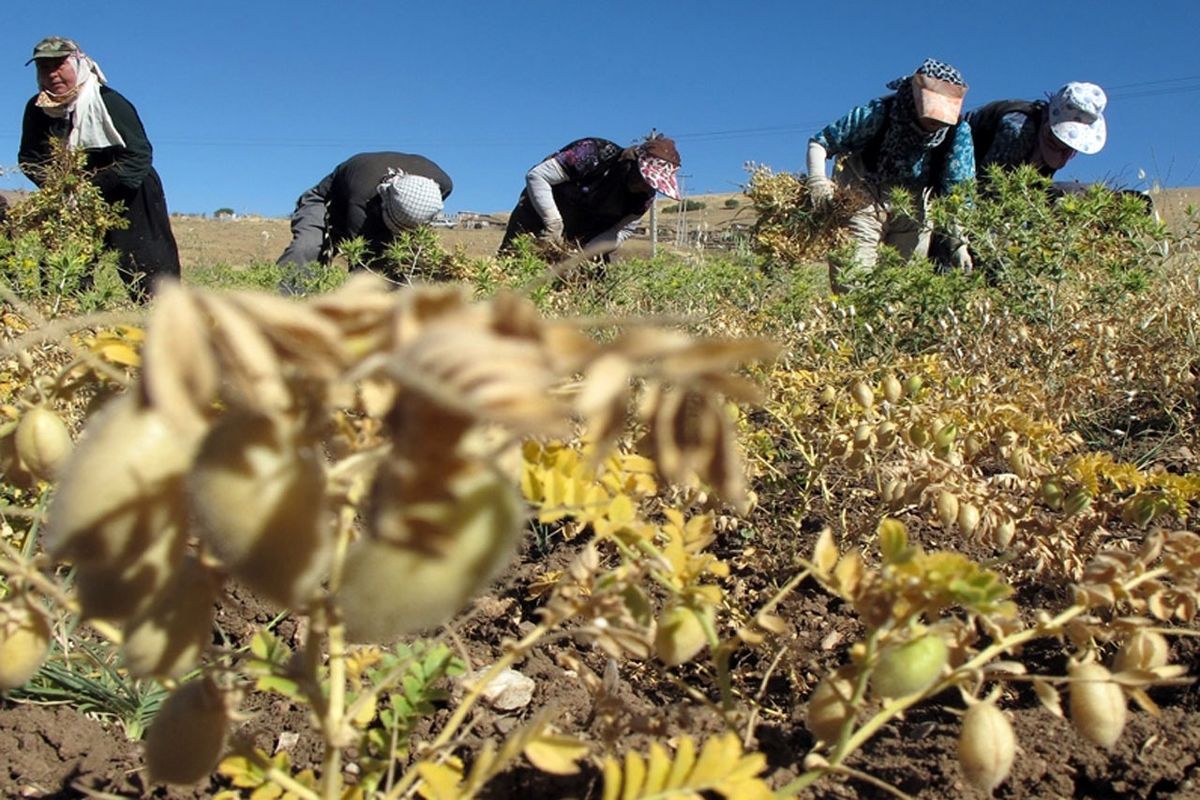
[540,216,565,244]
[807,175,835,210]
[806,140,834,210]
[951,244,974,272]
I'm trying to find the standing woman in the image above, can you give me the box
[18,37,180,301]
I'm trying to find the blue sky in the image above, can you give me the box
[2,2,1198,217]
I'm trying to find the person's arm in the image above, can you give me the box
[941,120,976,271]
[807,99,888,206]
[18,100,53,187]
[806,140,834,208]
[90,88,153,196]
[276,171,335,270]
[940,120,977,196]
[524,157,570,241]
[582,212,644,256]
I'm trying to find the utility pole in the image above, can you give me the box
[647,129,659,257]
[650,194,658,257]
[676,174,690,247]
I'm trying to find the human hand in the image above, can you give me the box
[807,175,835,210]
[540,217,565,244]
[951,244,974,272]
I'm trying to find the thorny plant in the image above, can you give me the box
[0,139,128,309]
[0,274,778,798]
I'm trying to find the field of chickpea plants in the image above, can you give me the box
[1,146,1199,800]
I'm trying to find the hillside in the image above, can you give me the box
[167,188,1198,270]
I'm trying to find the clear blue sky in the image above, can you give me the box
[2,2,1198,217]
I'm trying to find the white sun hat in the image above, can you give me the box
[1048,82,1107,155]
[378,171,443,232]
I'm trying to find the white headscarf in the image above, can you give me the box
[35,51,126,151]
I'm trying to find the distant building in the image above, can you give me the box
[455,212,497,229]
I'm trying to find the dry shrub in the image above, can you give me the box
[744,164,865,266]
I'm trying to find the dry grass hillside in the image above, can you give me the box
[167,191,756,269]
[170,188,1197,271]
[4,186,1195,270]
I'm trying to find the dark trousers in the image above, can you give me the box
[105,167,181,301]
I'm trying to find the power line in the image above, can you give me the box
[1104,74,1200,90]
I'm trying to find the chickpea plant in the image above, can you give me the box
[790,519,1194,795]
[0,275,777,797]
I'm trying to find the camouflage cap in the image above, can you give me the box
[25,36,80,66]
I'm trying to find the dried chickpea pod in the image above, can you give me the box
[45,393,195,567]
[881,374,903,404]
[1068,661,1127,748]
[871,634,948,699]
[0,597,51,690]
[338,461,523,642]
[936,490,959,528]
[145,676,229,785]
[1113,630,1170,673]
[0,426,38,489]
[122,557,221,679]
[850,381,874,410]
[958,700,1016,793]
[957,502,981,536]
[991,516,1017,549]
[875,421,898,449]
[188,411,331,608]
[14,405,71,481]
[654,604,712,667]
[804,666,857,743]
[74,520,187,621]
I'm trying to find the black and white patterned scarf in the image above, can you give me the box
[874,59,966,184]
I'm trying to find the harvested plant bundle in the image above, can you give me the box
[745,165,865,265]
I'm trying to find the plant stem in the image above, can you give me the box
[822,566,1172,778]
[381,622,551,800]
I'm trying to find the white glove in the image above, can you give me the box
[540,216,564,244]
[807,175,835,209]
[951,244,974,272]
[806,140,834,209]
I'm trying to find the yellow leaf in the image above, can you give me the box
[416,762,464,800]
[608,493,636,526]
[602,756,623,800]
[93,340,141,366]
[524,733,589,776]
[250,785,283,800]
[621,750,647,800]
[643,742,672,794]
[665,736,697,789]
[688,734,739,786]
[115,324,145,341]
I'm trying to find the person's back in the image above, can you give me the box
[324,152,453,249]
[967,83,1106,182]
[966,99,1046,176]
[275,151,452,282]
